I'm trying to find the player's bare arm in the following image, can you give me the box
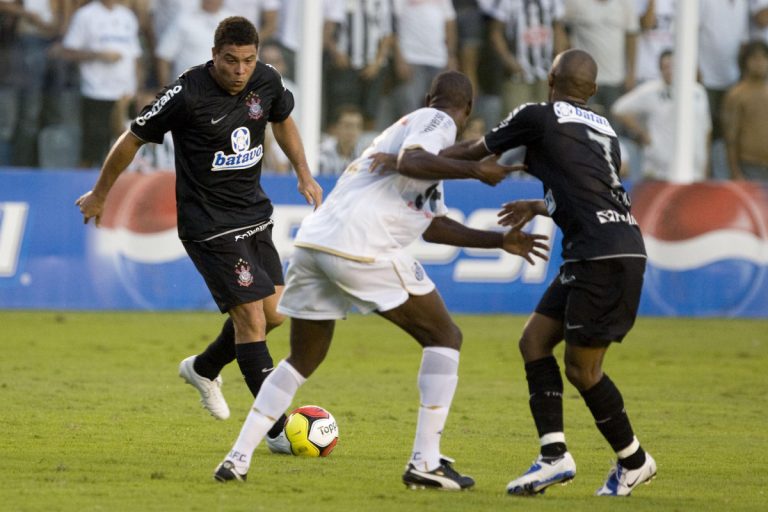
[75,130,145,226]
[423,216,549,265]
[392,148,522,185]
[271,116,323,209]
[439,137,492,160]
[497,199,548,230]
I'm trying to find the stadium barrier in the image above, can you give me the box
[1,168,766,317]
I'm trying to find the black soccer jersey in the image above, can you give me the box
[131,61,294,241]
[484,101,646,261]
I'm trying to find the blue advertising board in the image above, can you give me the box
[1,168,767,317]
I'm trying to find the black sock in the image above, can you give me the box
[235,342,286,438]
[525,356,566,457]
[193,318,236,380]
[580,374,645,469]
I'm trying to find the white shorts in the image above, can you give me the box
[277,247,435,320]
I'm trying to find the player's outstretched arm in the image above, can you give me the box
[391,148,523,185]
[423,216,549,265]
[497,199,548,229]
[75,130,145,226]
[439,137,492,160]
[272,116,323,209]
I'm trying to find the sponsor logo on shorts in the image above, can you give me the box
[235,258,253,287]
[413,262,424,281]
[233,220,273,241]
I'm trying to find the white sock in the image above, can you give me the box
[409,347,459,472]
[226,360,306,474]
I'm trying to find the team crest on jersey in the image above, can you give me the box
[211,127,264,171]
[245,92,264,120]
[235,259,253,287]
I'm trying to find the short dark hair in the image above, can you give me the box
[428,70,473,110]
[214,16,259,51]
[738,39,768,75]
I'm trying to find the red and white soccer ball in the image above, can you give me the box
[284,405,339,457]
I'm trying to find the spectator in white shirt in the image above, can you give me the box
[57,0,142,168]
[155,0,235,85]
[612,50,711,181]
[563,0,639,120]
[634,0,676,83]
[224,0,280,41]
[698,0,749,141]
[388,0,458,124]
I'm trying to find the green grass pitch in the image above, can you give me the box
[1,311,766,511]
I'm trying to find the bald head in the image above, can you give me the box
[427,70,473,111]
[549,49,598,103]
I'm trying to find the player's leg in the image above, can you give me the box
[215,317,335,481]
[228,299,292,443]
[565,343,656,495]
[507,274,576,496]
[180,287,285,421]
[215,247,350,481]
[378,290,474,490]
[179,227,284,422]
[562,258,655,496]
[229,229,291,438]
[186,285,285,383]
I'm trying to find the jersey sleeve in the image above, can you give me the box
[483,103,544,155]
[266,65,295,122]
[61,9,86,50]
[130,79,188,144]
[400,109,457,155]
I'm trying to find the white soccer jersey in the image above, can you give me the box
[295,107,455,261]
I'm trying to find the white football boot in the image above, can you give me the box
[178,355,230,420]
[506,452,576,495]
[265,428,292,454]
[596,452,657,496]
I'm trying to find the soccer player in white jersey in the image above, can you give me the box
[213,70,550,488]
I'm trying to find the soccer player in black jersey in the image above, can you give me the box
[442,49,656,497]
[75,17,323,452]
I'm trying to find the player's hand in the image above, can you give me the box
[501,228,550,265]
[476,155,525,186]
[497,199,543,229]
[368,152,397,174]
[75,190,106,227]
[298,175,323,210]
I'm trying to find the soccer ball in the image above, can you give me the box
[284,405,338,457]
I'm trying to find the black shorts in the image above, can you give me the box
[535,257,646,347]
[183,223,284,313]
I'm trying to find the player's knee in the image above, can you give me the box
[564,363,600,391]
[265,311,286,332]
[440,322,463,350]
[285,353,321,379]
[518,332,533,357]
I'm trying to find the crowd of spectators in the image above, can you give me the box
[0,0,766,182]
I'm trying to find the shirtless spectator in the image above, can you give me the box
[722,40,768,181]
